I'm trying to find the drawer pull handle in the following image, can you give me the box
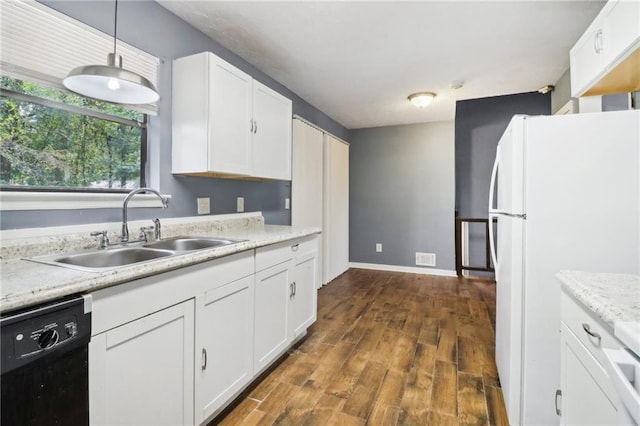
[581,323,601,343]
[202,348,207,370]
[555,389,562,415]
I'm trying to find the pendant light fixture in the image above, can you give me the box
[63,0,159,104]
[408,92,436,108]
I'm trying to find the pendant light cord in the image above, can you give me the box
[112,0,118,56]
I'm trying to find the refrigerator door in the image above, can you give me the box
[489,115,526,216]
[494,213,524,425]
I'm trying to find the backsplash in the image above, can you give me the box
[0,213,264,260]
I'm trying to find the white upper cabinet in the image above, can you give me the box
[172,52,292,180]
[252,80,293,180]
[570,0,640,97]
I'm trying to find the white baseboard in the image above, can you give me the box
[348,262,457,277]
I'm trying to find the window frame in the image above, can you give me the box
[0,85,149,194]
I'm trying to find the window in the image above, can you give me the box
[0,0,159,198]
[1,76,146,190]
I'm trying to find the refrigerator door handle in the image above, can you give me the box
[488,147,500,213]
[488,150,500,271]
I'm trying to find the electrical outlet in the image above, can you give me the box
[375,243,382,252]
[196,197,210,215]
[285,197,290,210]
[236,197,244,213]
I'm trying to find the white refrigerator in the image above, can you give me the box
[488,110,640,425]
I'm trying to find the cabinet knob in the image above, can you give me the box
[291,243,299,252]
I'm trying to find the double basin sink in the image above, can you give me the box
[28,236,246,272]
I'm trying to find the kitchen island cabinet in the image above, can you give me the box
[557,273,632,426]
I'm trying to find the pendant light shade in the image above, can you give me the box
[62,1,159,104]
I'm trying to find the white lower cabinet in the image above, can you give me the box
[254,235,319,374]
[254,259,292,373]
[559,291,621,425]
[89,236,319,425]
[195,275,254,423]
[90,300,195,426]
[289,241,319,339]
[560,323,617,425]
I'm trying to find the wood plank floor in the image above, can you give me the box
[212,269,509,425]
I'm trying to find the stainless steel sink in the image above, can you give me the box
[143,236,245,252]
[26,236,246,272]
[27,247,175,272]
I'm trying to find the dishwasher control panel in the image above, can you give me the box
[1,295,91,374]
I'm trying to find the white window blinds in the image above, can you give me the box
[0,0,159,114]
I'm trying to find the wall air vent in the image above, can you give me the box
[416,252,436,267]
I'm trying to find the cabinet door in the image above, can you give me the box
[560,323,617,425]
[289,249,318,340]
[254,260,291,373]
[570,22,606,97]
[90,300,195,426]
[252,80,293,180]
[195,275,254,423]
[209,54,253,175]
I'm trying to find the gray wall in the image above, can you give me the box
[349,121,455,272]
[1,0,348,230]
[455,92,551,272]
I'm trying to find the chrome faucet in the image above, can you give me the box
[121,188,168,243]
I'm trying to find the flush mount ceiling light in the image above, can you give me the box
[63,0,159,104]
[408,92,436,108]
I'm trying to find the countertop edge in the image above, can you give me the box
[557,270,640,327]
[1,227,321,314]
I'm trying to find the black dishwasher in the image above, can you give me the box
[1,294,91,426]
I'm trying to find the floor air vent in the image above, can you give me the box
[416,252,436,267]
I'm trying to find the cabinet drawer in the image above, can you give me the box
[92,251,254,335]
[561,291,622,368]
[255,235,317,272]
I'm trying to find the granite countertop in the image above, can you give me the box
[557,270,640,327]
[1,216,320,314]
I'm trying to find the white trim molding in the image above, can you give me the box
[0,191,172,211]
[349,262,457,277]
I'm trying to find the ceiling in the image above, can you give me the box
[157,1,605,130]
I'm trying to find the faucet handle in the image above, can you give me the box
[138,226,155,243]
[90,230,110,249]
[152,218,162,240]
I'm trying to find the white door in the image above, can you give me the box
[292,119,324,288]
[195,275,254,423]
[292,119,324,228]
[323,135,349,284]
[254,261,291,373]
[252,80,293,180]
[209,53,253,175]
[90,300,195,426]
